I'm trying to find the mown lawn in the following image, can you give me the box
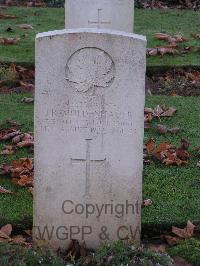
[0,7,199,67]
[0,93,199,232]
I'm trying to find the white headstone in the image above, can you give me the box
[34,28,146,250]
[65,0,134,32]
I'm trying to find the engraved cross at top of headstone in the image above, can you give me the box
[65,0,135,33]
[88,9,111,29]
[71,139,106,197]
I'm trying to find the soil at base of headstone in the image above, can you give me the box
[135,0,200,10]
[0,65,200,96]
[146,68,200,96]
[0,0,46,7]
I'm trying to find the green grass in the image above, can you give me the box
[168,239,200,266]
[135,9,200,67]
[0,242,64,266]
[142,95,200,231]
[0,7,200,67]
[0,93,199,232]
[0,93,33,229]
[0,7,64,64]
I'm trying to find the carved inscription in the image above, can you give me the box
[66,48,115,95]
[40,95,135,138]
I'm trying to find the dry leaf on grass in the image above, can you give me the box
[164,235,181,246]
[0,37,20,45]
[28,187,34,196]
[0,224,29,245]
[154,33,187,44]
[0,145,16,155]
[147,47,179,57]
[12,134,24,144]
[0,13,17,19]
[191,33,200,39]
[0,122,34,151]
[197,161,200,168]
[160,107,177,117]
[157,124,168,134]
[21,97,34,103]
[17,141,34,148]
[0,129,21,141]
[9,158,34,188]
[62,239,88,261]
[173,257,192,266]
[0,186,13,194]
[19,81,35,90]
[0,164,12,175]
[11,235,26,244]
[172,220,195,239]
[146,139,190,166]
[168,127,180,134]
[142,199,153,207]
[18,24,33,29]
[145,105,177,121]
[0,224,12,242]
[146,138,155,154]
[13,174,33,187]
[180,139,190,150]
[157,125,180,135]
[146,243,167,253]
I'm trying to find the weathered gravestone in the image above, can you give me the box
[65,0,135,32]
[34,28,146,249]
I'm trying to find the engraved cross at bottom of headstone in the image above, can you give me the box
[88,9,111,29]
[71,139,106,197]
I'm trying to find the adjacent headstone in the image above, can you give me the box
[65,0,134,32]
[34,28,146,250]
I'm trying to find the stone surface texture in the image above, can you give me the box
[34,28,146,250]
[65,0,134,32]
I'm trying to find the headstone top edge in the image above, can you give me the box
[36,28,146,42]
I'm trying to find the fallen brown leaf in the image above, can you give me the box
[146,139,189,166]
[0,145,16,155]
[164,235,181,246]
[154,33,187,44]
[18,24,33,29]
[0,224,12,240]
[13,174,33,187]
[147,243,167,253]
[21,97,34,103]
[0,13,17,19]
[176,148,190,160]
[0,186,13,194]
[0,37,20,45]
[173,256,192,266]
[146,138,155,154]
[154,32,170,41]
[157,124,168,134]
[142,199,153,207]
[172,220,195,239]
[191,33,200,40]
[0,129,21,141]
[160,107,177,117]
[180,139,190,150]
[24,229,32,236]
[153,105,164,117]
[28,187,34,196]
[11,235,26,244]
[0,164,12,175]
[12,134,24,144]
[17,141,34,148]
[168,127,180,134]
